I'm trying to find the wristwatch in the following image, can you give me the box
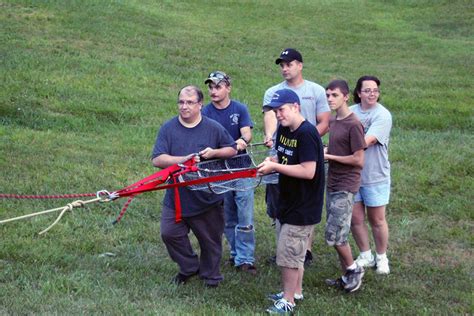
[239,136,249,144]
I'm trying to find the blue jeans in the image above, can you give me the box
[224,178,255,266]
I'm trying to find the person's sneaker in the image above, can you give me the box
[304,250,313,267]
[227,257,235,266]
[355,254,376,268]
[171,271,198,285]
[267,291,304,302]
[266,298,295,314]
[325,277,346,290]
[237,263,257,275]
[375,256,390,274]
[205,282,219,288]
[267,255,277,265]
[344,266,365,293]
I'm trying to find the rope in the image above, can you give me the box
[1,155,259,232]
[112,195,135,225]
[0,193,96,199]
[0,197,101,235]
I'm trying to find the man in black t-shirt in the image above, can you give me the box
[257,89,324,314]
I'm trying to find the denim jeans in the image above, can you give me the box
[223,178,255,266]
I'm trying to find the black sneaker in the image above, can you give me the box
[205,282,219,288]
[304,250,313,267]
[325,277,346,290]
[267,255,277,265]
[344,266,365,293]
[227,257,235,266]
[171,271,198,285]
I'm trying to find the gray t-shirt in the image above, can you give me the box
[350,103,392,185]
[263,80,330,126]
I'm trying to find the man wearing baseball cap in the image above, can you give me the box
[258,89,325,314]
[202,71,257,275]
[263,48,330,267]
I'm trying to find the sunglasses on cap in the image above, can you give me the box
[205,71,231,85]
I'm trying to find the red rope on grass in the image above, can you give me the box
[0,193,96,199]
[112,195,136,225]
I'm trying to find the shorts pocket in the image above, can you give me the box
[285,227,308,257]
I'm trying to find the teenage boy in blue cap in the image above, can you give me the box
[258,89,325,314]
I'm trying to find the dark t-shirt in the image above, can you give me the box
[202,100,253,141]
[276,120,324,225]
[327,113,366,193]
[151,116,236,217]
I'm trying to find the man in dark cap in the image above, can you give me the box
[263,48,330,267]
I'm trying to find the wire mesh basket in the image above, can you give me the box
[176,144,277,194]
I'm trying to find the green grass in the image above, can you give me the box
[1,0,473,314]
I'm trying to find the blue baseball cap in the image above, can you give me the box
[263,89,300,109]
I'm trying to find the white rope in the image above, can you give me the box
[0,197,102,234]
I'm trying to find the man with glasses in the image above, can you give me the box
[152,85,237,288]
[263,48,330,266]
[202,71,257,275]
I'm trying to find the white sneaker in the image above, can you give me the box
[376,256,390,274]
[355,254,376,268]
[266,298,295,314]
[268,291,304,302]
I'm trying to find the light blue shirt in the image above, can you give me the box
[263,80,330,126]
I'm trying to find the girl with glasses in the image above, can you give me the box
[349,76,393,275]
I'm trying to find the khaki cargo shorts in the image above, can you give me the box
[276,223,314,269]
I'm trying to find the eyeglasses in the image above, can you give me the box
[177,100,200,106]
[360,89,380,94]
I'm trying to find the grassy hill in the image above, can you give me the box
[1,0,472,314]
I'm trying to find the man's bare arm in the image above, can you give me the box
[199,146,237,160]
[315,111,330,137]
[263,110,277,147]
[324,149,364,168]
[152,154,195,169]
[257,159,316,180]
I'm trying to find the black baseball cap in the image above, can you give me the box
[275,48,303,64]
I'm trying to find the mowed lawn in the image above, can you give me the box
[1,0,473,314]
